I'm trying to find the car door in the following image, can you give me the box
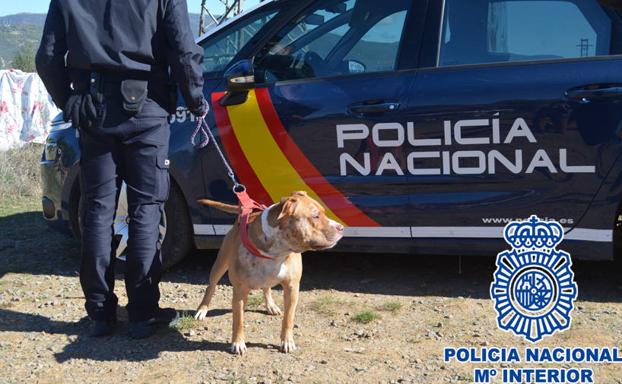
[210,0,426,243]
[404,0,622,250]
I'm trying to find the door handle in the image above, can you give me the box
[348,101,400,115]
[565,86,622,102]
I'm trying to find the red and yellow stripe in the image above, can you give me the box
[211,89,378,227]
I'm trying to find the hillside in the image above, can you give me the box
[0,24,41,68]
[0,13,47,26]
[0,13,204,69]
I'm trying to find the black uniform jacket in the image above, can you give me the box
[36,0,205,112]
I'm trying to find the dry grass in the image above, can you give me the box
[380,301,403,314]
[245,292,263,308]
[351,310,381,324]
[171,315,201,331]
[310,295,342,316]
[0,144,42,199]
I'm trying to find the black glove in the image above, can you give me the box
[64,94,98,130]
[189,97,208,117]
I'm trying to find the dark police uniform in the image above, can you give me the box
[36,0,206,335]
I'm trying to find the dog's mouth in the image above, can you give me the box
[309,233,343,251]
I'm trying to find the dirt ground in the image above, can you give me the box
[1,197,622,383]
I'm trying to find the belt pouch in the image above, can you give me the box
[121,79,148,114]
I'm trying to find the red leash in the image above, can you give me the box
[193,114,273,260]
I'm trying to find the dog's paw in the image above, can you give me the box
[194,307,208,321]
[231,341,247,355]
[280,339,296,353]
[266,302,282,316]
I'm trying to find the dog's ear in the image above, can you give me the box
[277,197,300,221]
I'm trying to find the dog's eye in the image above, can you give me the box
[312,210,320,219]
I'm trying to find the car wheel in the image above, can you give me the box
[73,180,192,271]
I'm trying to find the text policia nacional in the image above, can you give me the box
[444,347,622,384]
[337,115,595,176]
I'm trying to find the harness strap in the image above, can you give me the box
[235,190,272,260]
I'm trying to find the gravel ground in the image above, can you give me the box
[1,198,622,383]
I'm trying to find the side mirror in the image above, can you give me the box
[347,59,366,74]
[221,59,255,106]
[225,59,255,93]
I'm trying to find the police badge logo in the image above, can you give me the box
[490,215,578,343]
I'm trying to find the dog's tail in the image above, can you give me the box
[197,199,240,214]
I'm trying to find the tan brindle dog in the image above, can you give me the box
[194,191,344,355]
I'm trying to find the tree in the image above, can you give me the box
[11,43,36,73]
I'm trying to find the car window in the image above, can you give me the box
[203,9,278,73]
[267,1,357,56]
[344,11,408,73]
[256,0,412,82]
[439,0,614,66]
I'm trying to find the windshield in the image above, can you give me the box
[201,8,279,73]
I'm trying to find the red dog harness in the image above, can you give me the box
[234,188,273,260]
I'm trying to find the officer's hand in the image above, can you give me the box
[80,94,98,129]
[189,98,208,117]
[64,94,98,129]
[64,94,82,128]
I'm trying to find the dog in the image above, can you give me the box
[194,191,344,354]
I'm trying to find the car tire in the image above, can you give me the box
[160,182,193,270]
[71,179,193,271]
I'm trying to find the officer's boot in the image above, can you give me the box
[127,308,179,339]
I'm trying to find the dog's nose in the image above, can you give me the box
[335,223,344,232]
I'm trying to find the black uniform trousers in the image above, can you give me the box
[78,87,170,323]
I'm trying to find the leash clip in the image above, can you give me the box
[233,183,246,194]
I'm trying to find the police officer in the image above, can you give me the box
[36,0,207,338]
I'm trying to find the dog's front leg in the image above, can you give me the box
[231,286,250,355]
[280,281,299,353]
[195,250,229,320]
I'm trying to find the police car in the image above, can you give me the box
[41,0,622,268]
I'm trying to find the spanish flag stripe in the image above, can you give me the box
[211,92,272,205]
[224,90,344,224]
[254,88,379,227]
